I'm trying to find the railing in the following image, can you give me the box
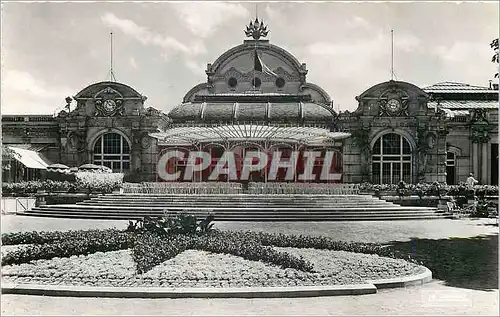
[122,182,360,195]
[123,182,244,195]
[1,197,36,214]
[248,183,359,195]
[2,115,56,122]
[449,117,468,123]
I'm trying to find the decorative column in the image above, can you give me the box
[472,142,479,178]
[481,142,489,184]
[436,128,449,183]
[346,125,371,183]
[469,109,492,184]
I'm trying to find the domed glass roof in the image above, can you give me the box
[168,93,335,125]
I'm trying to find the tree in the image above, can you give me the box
[491,38,499,78]
[2,146,19,171]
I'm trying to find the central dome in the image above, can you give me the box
[169,20,336,126]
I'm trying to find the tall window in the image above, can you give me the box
[93,133,130,172]
[446,152,456,185]
[372,133,412,184]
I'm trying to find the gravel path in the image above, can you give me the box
[3,215,497,243]
[1,248,425,288]
[2,281,498,316]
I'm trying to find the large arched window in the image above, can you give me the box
[371,133,412,184]
[93,133,130,172]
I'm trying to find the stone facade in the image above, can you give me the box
[3,82,170,182]
[2,20,498,185]
[337,81,498,185]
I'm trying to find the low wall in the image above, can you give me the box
[42,193,97,205]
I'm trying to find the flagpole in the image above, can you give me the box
[254,4,259,90]
[254,40,257,90]
[391,29,394,81]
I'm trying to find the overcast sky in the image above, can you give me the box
[1,1,498,115]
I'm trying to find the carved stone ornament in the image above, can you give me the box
[145,107,165,117]
[470,124,492,143]
[141,135,152,149]
[469,108,489,124]
[426,132,437,149]
[377,83,410,117]
[67,131,86,152]
[132,132,152,149]
[94,87,124,117]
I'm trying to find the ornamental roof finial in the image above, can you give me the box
[244,17,269,40]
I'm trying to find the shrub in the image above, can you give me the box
[75,172,123,194]
[471,200,492,218]
[2,181,76,195]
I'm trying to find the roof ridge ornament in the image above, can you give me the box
[245,18,269,40]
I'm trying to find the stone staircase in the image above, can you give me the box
[19,193,452,221]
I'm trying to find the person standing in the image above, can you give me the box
[466,173,479,188]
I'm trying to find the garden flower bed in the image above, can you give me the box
[0,215,429,289]
[1,248,425,288]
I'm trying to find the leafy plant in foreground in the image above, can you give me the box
[126,213,216,236]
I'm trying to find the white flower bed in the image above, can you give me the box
[2,248,425,288]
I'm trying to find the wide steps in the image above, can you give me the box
[35,205,437,214]
[20,193,451,221]
[19,210,449,221]
[38,204,434,212]
[79,201,396,207]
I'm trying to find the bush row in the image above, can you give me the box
[132,233,190,274]
[2,173,123,195]
[2,229,127,246]
[1,230,135,266]
[216,230,407,260]
[359,182,499,198]
[190,234,314,272]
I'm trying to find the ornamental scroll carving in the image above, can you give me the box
[94,87,124,117]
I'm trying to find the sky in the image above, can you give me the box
[1,1,498,115]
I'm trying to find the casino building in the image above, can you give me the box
[2,19,498,185]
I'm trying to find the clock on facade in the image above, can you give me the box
[386,98,401,113]
[103,99,117,112]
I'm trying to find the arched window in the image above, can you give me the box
[372,133,412,184]
[93,133,130,172]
